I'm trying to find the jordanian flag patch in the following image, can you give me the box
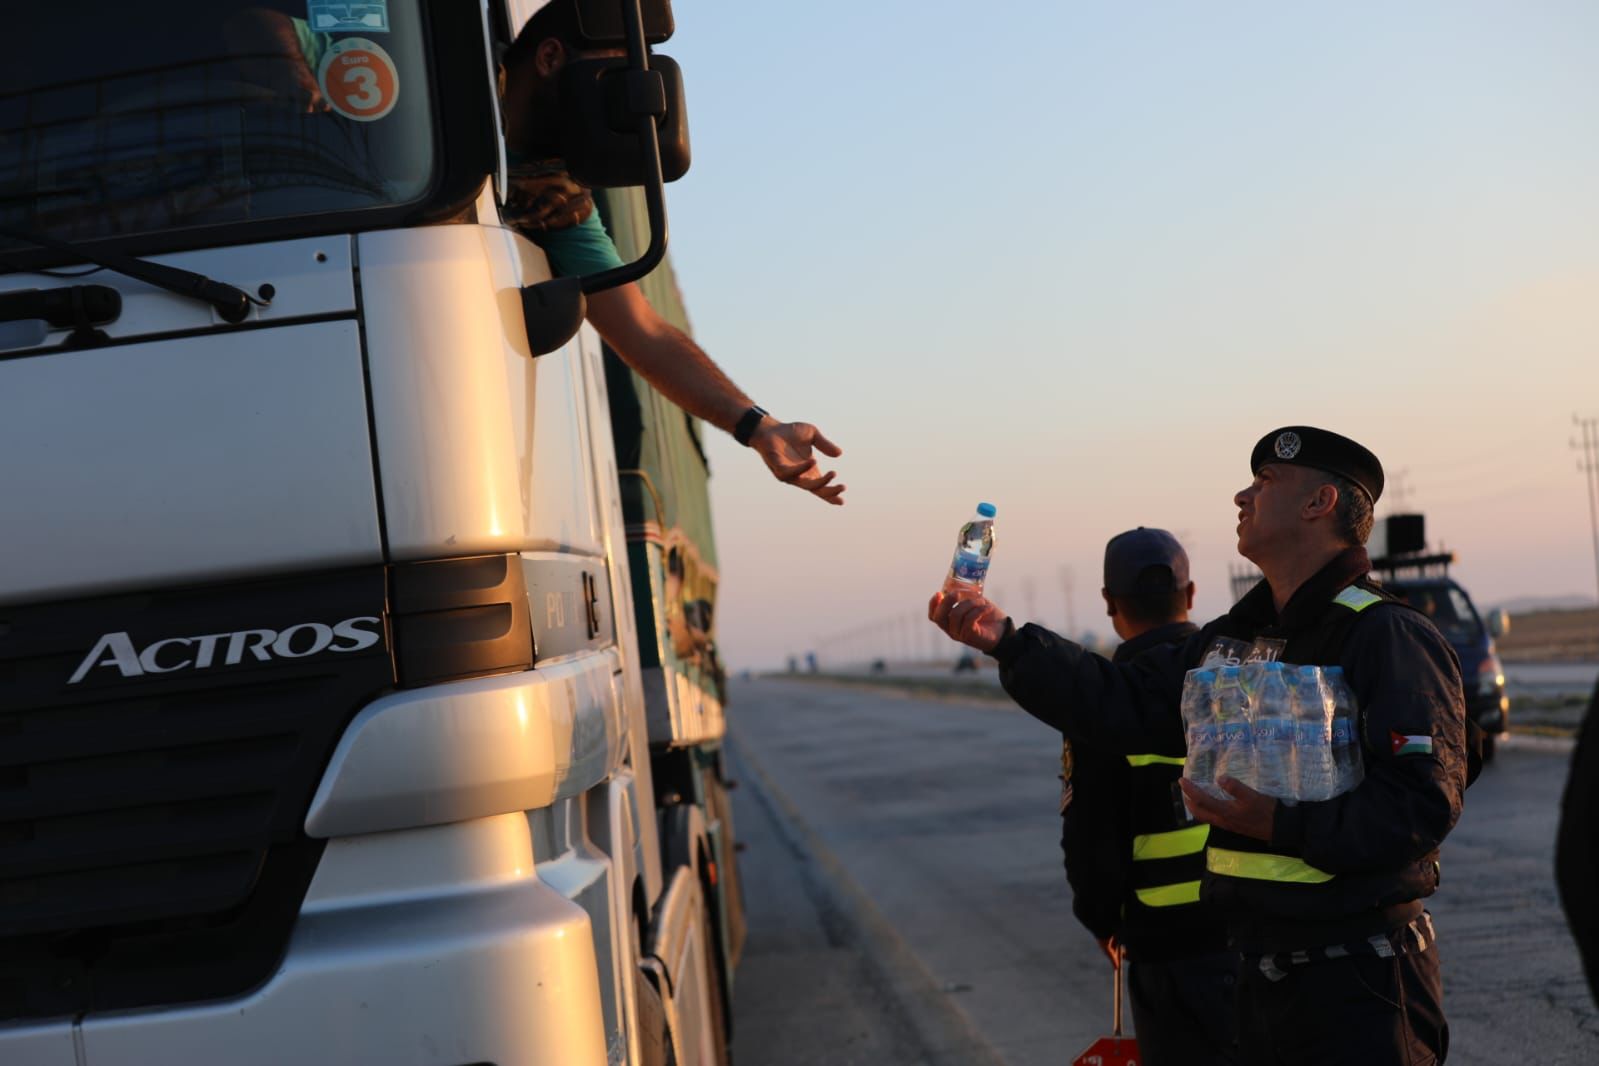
[1391,731,1434,757]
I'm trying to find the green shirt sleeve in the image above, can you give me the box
[532,210,626,278]
[291,18,330,73]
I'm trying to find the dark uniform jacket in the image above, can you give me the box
[1061,621,1229,962]
[996,547,1468,955]
[1557,679,1599,1007]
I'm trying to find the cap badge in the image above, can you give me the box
[1274,431,1302,460]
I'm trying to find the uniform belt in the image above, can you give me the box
[1252,912,1436,982]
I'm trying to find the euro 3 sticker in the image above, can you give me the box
[318,37,399,122]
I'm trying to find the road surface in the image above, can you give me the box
[727,678,1599,1065]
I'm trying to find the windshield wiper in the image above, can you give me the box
[0,225,264,323]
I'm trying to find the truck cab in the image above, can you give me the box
[0,2,739,1063]
[1370,566,1510,759]
[1368,516,1510,760]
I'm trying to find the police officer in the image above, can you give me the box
[1557,678,1599,1007]
[929,427,1467,1066]
[1062,528,1235,1065]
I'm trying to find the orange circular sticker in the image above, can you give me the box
[318,37,399,122]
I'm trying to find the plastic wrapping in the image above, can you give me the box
[1180,662,1363,802]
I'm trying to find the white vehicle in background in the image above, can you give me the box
[0,1,742,1064]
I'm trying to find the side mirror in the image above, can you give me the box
[558,55,690,188]
[517,0,685,356]
[521,277,587,357]
[1486,608,1510,639]
[573,0,674,46]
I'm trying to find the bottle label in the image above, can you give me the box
[950,550,989,584]
[1255,720,1290,744]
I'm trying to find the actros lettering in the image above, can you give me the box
[68,616,384,685]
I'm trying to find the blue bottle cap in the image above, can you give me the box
[977,502,997,518]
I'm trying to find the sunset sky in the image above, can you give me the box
[658,0,1599,669]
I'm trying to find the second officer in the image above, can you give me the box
[1062,528,1235,1064]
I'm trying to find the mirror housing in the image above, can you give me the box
[573,0,674,45]
[1486,608,1510,639]
[521,277,587,356]
[558,56,689,188]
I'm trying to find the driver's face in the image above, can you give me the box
[506,39,626,153]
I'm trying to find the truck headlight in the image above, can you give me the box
[1478,654,1505,696]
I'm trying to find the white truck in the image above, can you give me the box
[0,1,742,1063]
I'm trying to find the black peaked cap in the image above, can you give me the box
[1250,426,1384,505]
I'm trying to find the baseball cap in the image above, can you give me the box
[1103,528,1189,597]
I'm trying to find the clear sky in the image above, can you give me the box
[656,1,1599,670]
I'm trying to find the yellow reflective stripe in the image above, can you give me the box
[1333,586,1383,613]
[1207,847,1335,884]
[1132,824,1210,861]
[1125,753,1186,767]
[1135,881,1202,907]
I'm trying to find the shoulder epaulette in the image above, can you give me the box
[1333,586,1385,613]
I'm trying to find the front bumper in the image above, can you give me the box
[1,814,610,1066]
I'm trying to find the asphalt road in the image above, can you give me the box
[727,678,1599,1065]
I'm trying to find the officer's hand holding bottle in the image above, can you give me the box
[928,589,1008,652]
[929,502,1006,650]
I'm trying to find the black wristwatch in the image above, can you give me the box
[733,405,769,447]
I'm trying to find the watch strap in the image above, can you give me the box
[733,405,769,446]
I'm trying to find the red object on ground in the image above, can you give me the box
[1074,945,1141,1065]
[1072,1036,1141,1066]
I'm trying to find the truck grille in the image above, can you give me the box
[0,567,393,1021]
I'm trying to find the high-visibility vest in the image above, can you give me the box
[1124,752,1209,911]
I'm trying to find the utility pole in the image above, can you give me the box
[1388,468,1414,513]
[1022,578,1038,627]
[1574,415,1599,606]
[1060,567,1077,640]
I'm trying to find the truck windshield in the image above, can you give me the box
[1394,584,1483,644]
[0,3,434,252]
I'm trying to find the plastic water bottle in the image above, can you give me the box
[1213,665,1254,795]
[1251,662,1296,800]
[1324,667,1363,794]
[1291,665,1336,801]
[1180,669,1219,795]
[942,503,997,594]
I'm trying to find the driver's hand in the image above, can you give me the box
[750,420,845,505]
[223,9,331,113]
